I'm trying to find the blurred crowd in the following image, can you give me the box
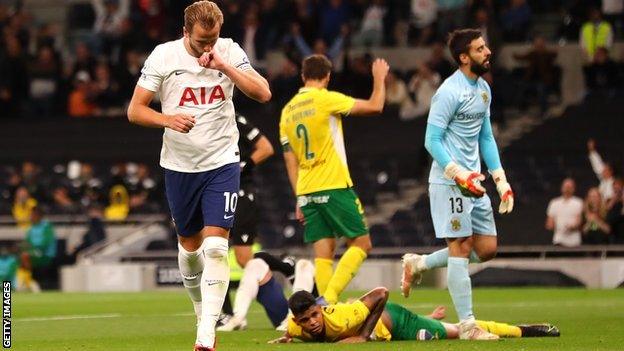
[546,140,624,247]
[2,160,163,223]
[0,158,162,291]
[1,0,623,119]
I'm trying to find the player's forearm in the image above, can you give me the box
[223,66,271,103]
[479,117,502,171]
[424,123,452,168]
[359,300,386,339]
[367,77,386,113]
[358,288,389,339]
[283,150,299,195]
[127,103,167,129]
[250,151,271,166]
[250,136,274,166]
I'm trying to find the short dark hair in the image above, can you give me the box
[447,29,483,65]
[302,54,332,81]
[288,291,317,316]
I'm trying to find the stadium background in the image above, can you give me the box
[1,0,624,349]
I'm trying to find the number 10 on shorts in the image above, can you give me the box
[224,192,238,213]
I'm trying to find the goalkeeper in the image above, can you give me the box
[270,288,559,344]
[401,29,514,340]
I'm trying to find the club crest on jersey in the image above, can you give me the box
[481,92,489,104]
[178,85,225,106]
[451,218,461,232]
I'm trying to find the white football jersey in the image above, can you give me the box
[138,37,253,172]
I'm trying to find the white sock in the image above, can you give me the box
[178,242,204,320]
[292,259,315,293]
[197,237,229,347]
[233,258,269,319]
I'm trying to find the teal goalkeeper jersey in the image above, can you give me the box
[427,69,492,185]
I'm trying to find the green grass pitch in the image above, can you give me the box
[12,288,624,350]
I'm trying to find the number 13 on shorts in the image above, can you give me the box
[429,183,497,238]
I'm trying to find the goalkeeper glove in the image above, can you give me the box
[444,162,486,198]
[491,169,514,214]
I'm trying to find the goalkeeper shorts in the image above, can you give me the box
[429,183,497,238]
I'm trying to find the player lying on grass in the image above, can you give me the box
[269,288,560,343]
[218,258,317,331]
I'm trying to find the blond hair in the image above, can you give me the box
[184,1,224,33]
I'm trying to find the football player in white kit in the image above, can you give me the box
[126,2,271,350]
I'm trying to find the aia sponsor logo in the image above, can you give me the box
[178,85,225,106]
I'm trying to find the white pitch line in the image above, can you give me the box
[16,311,264,323]
[171,312,195,317]
[16,313,122,322]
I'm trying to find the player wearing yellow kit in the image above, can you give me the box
[269,289,560,344]
[280,54,389,304]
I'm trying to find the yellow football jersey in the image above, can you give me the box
[279,87,356,195]
[286,300,391,342]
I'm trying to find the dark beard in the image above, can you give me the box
[470,60,489,76]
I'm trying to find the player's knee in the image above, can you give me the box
[351,235,372,253]
[460,238,475,254]
[244,258,270,283]
[478,248,497,262]
[202,237,229,259]
[205,247,227,259]
[178,235,203,252]
[474,240,497,262]
[360,239,373,253]
[236,255,251,268]
[314,240,336,259]
[449,237,473,257]
[295,259,314,273]
[234,247,253,267]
